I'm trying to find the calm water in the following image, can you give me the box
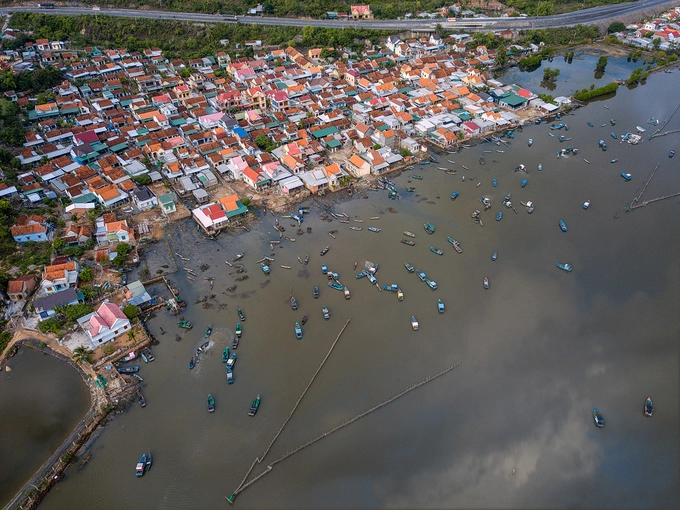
[498,52,644,97]
[0,347,91,506]
[37,69,679,509]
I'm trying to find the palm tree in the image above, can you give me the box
[128,330,137,343]
[72,346,92,365]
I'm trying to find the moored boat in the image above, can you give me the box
[538,163,542,171]
[492,178,498,187]
[636,125,646,133]
[426,278,438,290]
[556,262,572,272]
[404,262,415,272]
[177,320,192,329]
[424,223,436,234]
[237,308,245,321]
[222,347,229,363]
[528,138,533,146]
[593,408,604,427]
[412,175,423,180]
[401,239,415,246]
[344,287,351,299]
[583,200,590,209]
[644,397,653,417]
[207,394,215,413]
[450,191,459,200]
[118,366,139,374]
[328,281,344,291]
[290,296,298,310]
[496,211,503,221]
[491,251,497,261]
[397,288,404,301]
[322,306,330,320]
[403,231,416,238]
[295,321,302,339]
[196,341,209,354]
[226,351,237,370]
[320,246,330,256]
[233,253,244,262]
[189,357,196,369]
[248,395,261,416]
[669,150,675,158]
[145,452,152,471]
[226,367,234,384]
[136,453,147,477]
[447,237,463,253]
[138,392,146,407]
[417,270,427,281]
[437,299,444,313]
[411,316,419,331]
[483,277,489,289]
[559,219,568,232]
[621,172,632,181]
[430,246,443,255]
[521,179,527,188]
[321,264,328,274]
[367,226,381,233]
[261,262,270,274]
[313,286,319,298]
[301,315,308,325]
[356,270,367,278]
[204,325,212,338]
[231,336,239,349]
[235,322,242,337]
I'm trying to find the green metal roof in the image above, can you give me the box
[311,126,339,139]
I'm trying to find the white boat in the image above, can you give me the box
[410,316,419,331]
[636,126,646,133]
[583,200,590,210]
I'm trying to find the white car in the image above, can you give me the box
[92,7,100,10]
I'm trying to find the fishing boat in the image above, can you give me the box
[609,118,615,125]
[133,374,144,382]
[138,392,146,407]
[559,220,568,232]
[207,394,215,413]
[189,357,196,369]
[356,271,367,279]
[136,453,147,477]
[235,322,242,338]
[301,315,308,325]
[437,299,445,313]
[328,281,344,291]
[491,252,497,261]
[420,161,430,165]
[313,286,319,298]
[611,132,617,139]
[447,237,463,253]
[405,187,415,193]
[233,253,244,262]
[417,271,427,281]
[397,288,404,301]
[412,175,423,180]
[177,320,193,329]
[644,397,653,417]
[261,262,270,274]
[426,279,438,290]
[583,200,590,210]
[248,395,261,416]
[320,246,330,256]
[424,223,436,234]
[602,143,607,151]
[321,264,328,274]
[226,367,234,384]
[549,132,555,137]
[367,226,381,233]
[118,366,139,374]
[483,277,490,289]
[492,178,498,187]
[636,125,646,133]
[141,351,149,363]
[403,231,416,238]
[610,159,618,164]
[226,352,237,370]
[496,211,503,221]
[411,316,419,331]
[204,325,212,338]
[237,308,245,321]
[450,191,459,200]
[232,336,239,350]
[479,157,485,165]
[295,322,302,339]
[669,150,675,158]
[621,172,632,181]
[344,287,351,300]
[593,408,604,428]
[430,246,443,256]
[290,296,298,310]
[404,262,415,273]
[145,452,152,471]
[322,306,330,320]
[557,262,572,272]
[528,138,533,146]
[222,347,230,363]
[196,341,209,354]
[587,122,594,127]
[521,179,527,188]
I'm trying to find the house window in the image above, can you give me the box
[114,330,119,334]
[124,325,128,329]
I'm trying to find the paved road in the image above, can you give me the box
[0,0,675,31]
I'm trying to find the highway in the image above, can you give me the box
[0,0,676,31]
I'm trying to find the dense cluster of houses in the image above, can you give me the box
[613,7,680,50]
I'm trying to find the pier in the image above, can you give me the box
[626,163,680,212]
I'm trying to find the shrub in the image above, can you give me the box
[123,304,139,320]
[573,82,619,101]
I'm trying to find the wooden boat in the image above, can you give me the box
[344,287,350,300]
[145,452,152,472]
[621,172,632,181]
[426,279,438,290]
[437,299,444,313]
[350,225,362,231]
[430,246,443,256]
[313,286,319,298]
[370,217,380,220]
[447,237,462,253]
[557,263,572,272]
[450,191,459,200]
[593,408,604,428]
[295,322,303,339]
[301,315,308,325]
[521,179,527,188]
[231,336,239,350]
[403,231,416,238]
[496,211,503,221]
[322,306,330,320]
[189,357,196,369]
[367,226,381,233]
[538,163,542,171]
[222,347,230,363]
[644,397,653,417]
[404,262,415,273]
[226,352,237,370]
[290,296,298,310]
[397,288,404,301]
[138,392,146,408]
[237,308,245,321]
[328,281,344,291]
[261,262,270,274]
[411,316,419,331]
[136,453,147,477]
[133,374,144,382]
[207,394,215,413]
[141,352,149,363]
[492,178,497,187]
[204,326,212,338]
[177,320,192,329]
[226,367,234,384]
[559,219,568,232]
[233,253,244,262]
[118,366,139,374]
[491,251,498,261]
[320,246,329,256]
[583,200,590,210]
[248,395,261,416]
[196,341,209,354]
[483,277,489,289]
[412,175,423,180]
[353,219,364,223]
[424,223,435,234]
[235,322,242,338]
[401,239,415,246]
[405,187,415,192]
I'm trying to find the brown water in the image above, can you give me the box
[36,70,680,509]
[0,347,91,506]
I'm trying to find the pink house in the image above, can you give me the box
[83,302,130,345]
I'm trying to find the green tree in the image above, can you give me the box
[596,56,608,71]
[543,67,560,80]
[72,346,92,364]
[123,304,139,320]
[495,46,508,67]
[254,134,274,152]
[60,303,94,322]
[53,237,66,252]
[607,21,626,34]
[79,267,94,282]
[652,37,661,49]
[131,174,152,185]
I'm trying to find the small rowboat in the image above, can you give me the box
[556,262,572,272]
[401,239,415,246]
[483,277,489,289]
[644,397,653,417]
[403,231,416,238]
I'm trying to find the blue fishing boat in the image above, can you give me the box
[598,139,605,147]
[528,138,533,146]
[611,132,617,139]
[328,281,344,291]
[507,130,515,138]
[669,150,675,158]
[602,143,607,151]
[412,175,423,180]
[610,159,618,164]
[450,191,459,200]
[226,352,237,370]
[322,306,330,320]
[417,271,427,281]
[118,366,139,374]
[496,211,503,221]
[521,179,527,188]
[559,220,568,232]
[621,172,632,181]
[367,226,381,233]
[321,264,327,274]
[189,357,196,369]
[222,347,229,363]
[644,397,653,417]
[404,262,415,273]
[556,262,572,272]
[136,453,147,477]
[587,122,594,127]
[356,270,366,279]
[593,408,604,428]
[295,322,302,339]
[424,223,436,234]
[226,367,234,384]
[235,322,242,337]
[492,178,498,187]
[425,278,437,290]
[290,296,298,310]
[583,200,590,210]
[430,246,443,256]
[437,299,444,313]
[261,262,270,274]
[564,124,569,131]
[313,286,319,298]
[491,252,497,261]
